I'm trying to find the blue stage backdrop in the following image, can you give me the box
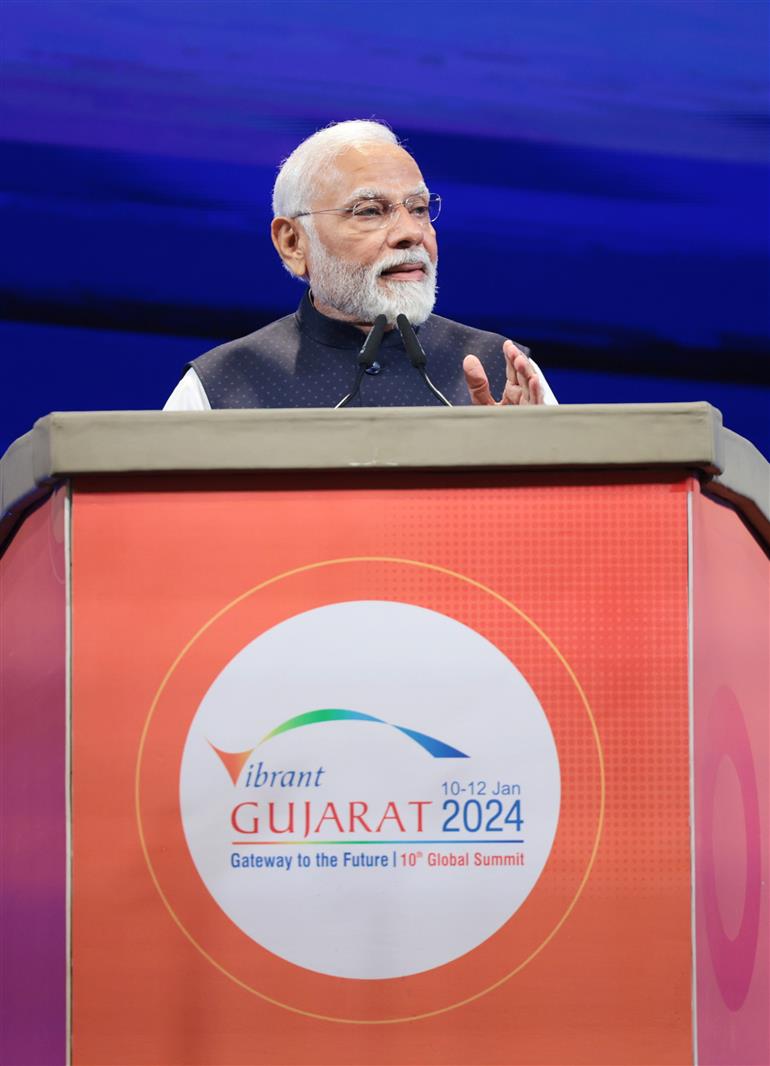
[2,1,768,455]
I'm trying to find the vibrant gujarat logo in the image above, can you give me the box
[211,709,470,844]
[212,706,469,779]
[180,601,560,980]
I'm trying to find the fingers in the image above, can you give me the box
[527,368,543,405]
[502,340,544,405]
[503,383,524,405]
[465,344,544,407]
[463,354,495,406]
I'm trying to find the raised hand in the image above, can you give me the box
[463,340,544,406]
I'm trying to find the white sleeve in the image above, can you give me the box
[529,358,558,406]
[163,368,211,411]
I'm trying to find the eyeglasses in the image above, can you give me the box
[293,193,442,231]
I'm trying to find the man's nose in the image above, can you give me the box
[385,204,424,247]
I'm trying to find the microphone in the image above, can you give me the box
[396,315,452,407]
[335,314,387,408]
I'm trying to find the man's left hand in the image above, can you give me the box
[463,340,544,406]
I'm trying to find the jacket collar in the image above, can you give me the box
[296,290,416,351]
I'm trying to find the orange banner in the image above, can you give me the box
[72,472,694,1065]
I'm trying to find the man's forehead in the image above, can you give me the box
[314,143,425,206]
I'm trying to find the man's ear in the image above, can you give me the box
[271,217,309,278]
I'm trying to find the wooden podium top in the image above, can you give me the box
[2,403,768,546]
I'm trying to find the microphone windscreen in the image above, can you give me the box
[358,314,387,367]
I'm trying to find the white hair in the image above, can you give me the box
[272,119,400,219]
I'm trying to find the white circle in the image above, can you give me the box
[180,602,560,979]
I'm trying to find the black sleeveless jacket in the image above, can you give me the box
[189,292,526,409]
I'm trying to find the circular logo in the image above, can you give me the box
[137,558,603,1022]
[180,601,561,979]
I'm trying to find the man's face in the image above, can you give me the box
[302,143,438,326]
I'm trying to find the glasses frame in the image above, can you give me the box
[292,193,442,230]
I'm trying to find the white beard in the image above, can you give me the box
[306,230,437,326]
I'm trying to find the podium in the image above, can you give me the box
[2,405,768,1066]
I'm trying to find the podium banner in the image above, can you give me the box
[71,472,695,1065]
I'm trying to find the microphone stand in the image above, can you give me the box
[396,315,452,407]
[335,314,388,408]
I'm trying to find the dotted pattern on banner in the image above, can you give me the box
[70,471,695,1056]
[371,477,691,900]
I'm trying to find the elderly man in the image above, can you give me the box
[165,120,556,410]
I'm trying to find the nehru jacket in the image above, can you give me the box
[171,292,556,410]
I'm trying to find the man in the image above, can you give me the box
[165,120,556,410]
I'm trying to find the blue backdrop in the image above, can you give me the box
[2,0,768,454]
